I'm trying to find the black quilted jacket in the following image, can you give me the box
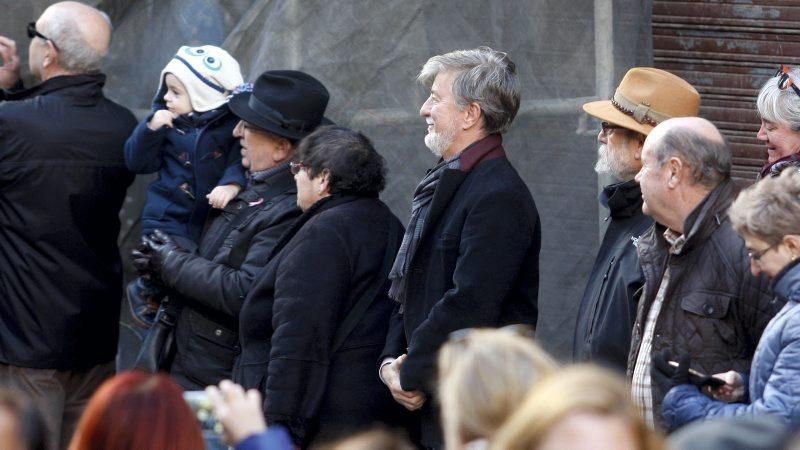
[626,179,782,428]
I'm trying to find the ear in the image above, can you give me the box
[462,102,483,130]
[42,42,57,69]
[666,157,684,188]
[783,235,800,257]
[272,137,293,162]
[317,169,331,195]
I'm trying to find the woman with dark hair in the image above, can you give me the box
[68,371,203,450]
[233,126,407,447]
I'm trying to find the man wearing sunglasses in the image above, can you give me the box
[574,68,701,372]
[0,3,136,449]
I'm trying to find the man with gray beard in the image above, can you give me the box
[573,68,700,371]
[379,47,540,449]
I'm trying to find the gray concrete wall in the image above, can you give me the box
[0,0,652,360]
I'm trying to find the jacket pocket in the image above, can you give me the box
[680,292,736,347]
[181,310,238,386]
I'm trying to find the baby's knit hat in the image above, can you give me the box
[157,45,244,112]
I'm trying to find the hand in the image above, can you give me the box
[0,36,21,90]
[142,229,181,274]
[207,380,267,446]
[130,242,154,276]
[147,110,177,130]
[380,354,426,411]
[652,349,691,390]
[708,370,745,403]
[207,184,241,209]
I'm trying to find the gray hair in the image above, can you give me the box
[418,46,520,134]
[652,126,731,188]
[756,67,800,131]
[729,169,800,244]
[43,14,107,74]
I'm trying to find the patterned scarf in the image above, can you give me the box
[388,155,462,308]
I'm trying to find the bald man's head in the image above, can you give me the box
[34,1,111,76]
[646,116,731,188]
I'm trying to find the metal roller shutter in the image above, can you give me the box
[653,0,800,183]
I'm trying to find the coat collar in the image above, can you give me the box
[772,258,800,303]
[601,179,644,219]
[3,74,106,104]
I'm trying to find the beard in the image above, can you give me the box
[424,120,457,158]
[594,143,637,181]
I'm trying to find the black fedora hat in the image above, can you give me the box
[229,70,332,141]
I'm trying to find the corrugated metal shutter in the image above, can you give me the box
[653,1,800,183]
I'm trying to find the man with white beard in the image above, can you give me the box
[573,68,700,371]
[379,47,541,449]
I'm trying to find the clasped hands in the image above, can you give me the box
[130,229,182,282]
[380,354,427,411]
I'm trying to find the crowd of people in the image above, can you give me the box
[2,1,800,450]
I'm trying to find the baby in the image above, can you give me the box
[124,45,246,325]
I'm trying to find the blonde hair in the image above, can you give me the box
[729,168,800,244]
[490,365,664,450]
[437,328,557,450]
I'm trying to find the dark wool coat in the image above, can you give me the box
[234,195,407,447]
[381,134,541,448]
[0,74,135,369]
[124,102,246,242]
[161,168,300,390]
[573,180,653,371]
[626,179,782,429]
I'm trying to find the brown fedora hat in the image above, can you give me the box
[582,67,700,136]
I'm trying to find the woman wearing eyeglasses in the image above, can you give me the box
[755,65,800,179]
[233,126,409,448]
[660,169,800,428]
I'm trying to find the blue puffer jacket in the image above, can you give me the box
[124,103,245,243]
[662,259,800,428]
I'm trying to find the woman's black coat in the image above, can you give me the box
[233,194,406,446]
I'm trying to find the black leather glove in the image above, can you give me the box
[652,349,691,390]
[141,229,181,276]
[130,241,153,277]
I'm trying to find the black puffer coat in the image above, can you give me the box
[626,179,782,427]
[573,180,652,371]
[160,168,300,389]
[0,74,135,369]
[233,195,406,446]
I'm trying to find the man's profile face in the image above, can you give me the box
[27,18,48,80]
[419,71,463,158]
[595,125,641,181]
[634,136,670,222]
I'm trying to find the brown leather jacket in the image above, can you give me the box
[626,179,783,428]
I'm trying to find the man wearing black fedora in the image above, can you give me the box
[134,70,331,390]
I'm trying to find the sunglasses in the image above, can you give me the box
[289,161,307,175]
[601,121,625,135]
[775,65,800,99]
[26,22,58,51]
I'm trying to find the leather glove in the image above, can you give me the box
[652,349,691,390]
[142,229,181,276]
[130,241,153,277]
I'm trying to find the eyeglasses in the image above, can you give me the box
[775,65,800,99]
[601,121,625,135]
[447,324,534,343]
[26,22,58,51]
[289,161,307,175]
[748,242,779,262]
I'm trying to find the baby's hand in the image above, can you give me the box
[207,184,241,209]
[147,110,177,130]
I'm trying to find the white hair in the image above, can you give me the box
[757,67,800,131]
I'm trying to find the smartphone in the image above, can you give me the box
[668,361,726,388]
[183,391,224,435]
